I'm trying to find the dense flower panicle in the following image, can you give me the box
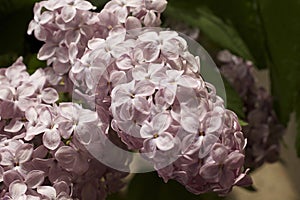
[217,50,285,169]
[70,25,251,194]
[24,0,252,197]
[27,0,168,79]
[0,60,127,200]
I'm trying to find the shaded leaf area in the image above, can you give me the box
[108,173,223,200]
[166,6,253,63]
[166,0,267,69]
[0,0,43,68]
[223,78,245,119]
[258,0,300,125]
[0,0,108,68]
[258,0,300,155]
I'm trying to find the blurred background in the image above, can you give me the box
[1,0,300,199]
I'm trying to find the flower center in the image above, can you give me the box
[199,131,205,137]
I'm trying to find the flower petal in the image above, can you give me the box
[4,119,23,133]
[43,129,61,150]
[0,149,14,166]
[15,143,34,164]
[37,186,57,199]
[199,162,220,180]
[41,87,59,104]
[155,132,174,151]
[9,180,27,198]
[211,143,228,163]
[61,6,76,23]
[37,43,56,60]
[25,170,45,189]
[142,42,160,62]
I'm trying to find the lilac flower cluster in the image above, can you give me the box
[71,27,250,194]
[217,50,285,169]
[25,0,252,197]
[0,59,127,200]
[28,0,167,77]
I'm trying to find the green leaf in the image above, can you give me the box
[238,119,249,127]
[0,53,18,67]
[167,0,269,69]
[108,173,222,200]
[223,78,245,119]
[25,54,47,74]
[257,0,300,126]
[0,0,40,57]
[166,6,254,63]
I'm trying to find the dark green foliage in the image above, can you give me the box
[108,173,222,200]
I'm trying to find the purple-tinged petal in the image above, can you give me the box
[155,132,174,151]
[43,129,61,150]
[125,16,142,30]
[4,119,23,133]
[152,113,172,133]
[37,186,57,199]
[38,43,56,60]
[75,0,95,10]
[61,6,76,23]
[161,41,179,59]
[134,81,156,96]
[25,170,45,189]
[41,87,59,104]
[142,42,160,62]
[3,170,23,187]
[219,170,235,188]
[39,108,52,125]
[144,11,157,26]
[88,38,105,50]
[211,143,228,163]
[0,149,14,166]
[110,71,127,86]
[140,122,154,139]
[0,87,13,101]
[198,134,219,159]
[177,75,199,88]
[16,143,34,164]
[78,109,98,123]
[116,55,133,70]
[25,107,38,123]
[199,162,220,180]
[32,145,48,159]
[53,61,70,75]
[116,6,128,23]
[9,180,27,198]
[225,151,244,170]
[180,112,199,134]
[65,30,81,45]
[133,96,150,115]
[143,138,157,158]
[234,170,253,187]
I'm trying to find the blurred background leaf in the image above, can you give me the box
[223,78,245,119]
[167,0,268,69]
[108,173,223,200]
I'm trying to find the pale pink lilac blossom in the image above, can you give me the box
[0,59,128,200]
[24,0,252,197]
